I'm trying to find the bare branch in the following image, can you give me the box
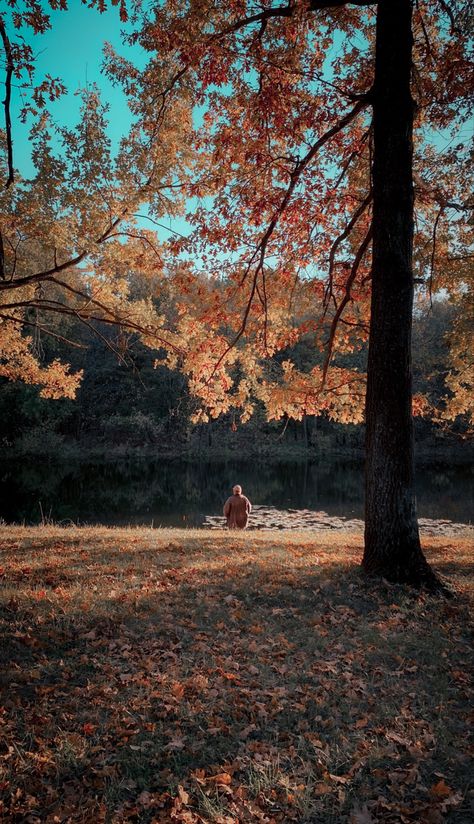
[0,14,14,188]
[324,189,373,313]
[429,206,444,306]
[309,0,376,8]
[214,4,294,38]
[437,0,459,35]
[321,224,373,388]
[0,312,86,348]
[133,214,188,239]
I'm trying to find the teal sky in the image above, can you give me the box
[6,3,469,251]
[11,2,137,178]
[8,2,198,240]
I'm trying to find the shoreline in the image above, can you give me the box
[204,505,473,538]
[1,511,472,538]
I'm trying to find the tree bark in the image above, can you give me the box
[363,0,442,588]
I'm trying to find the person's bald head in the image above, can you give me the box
[233,484,242,495]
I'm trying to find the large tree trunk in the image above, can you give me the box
[363,0,440,588]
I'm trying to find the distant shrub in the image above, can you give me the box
[101,411,162,446]
[15,426,66,456]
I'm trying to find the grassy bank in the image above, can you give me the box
[1,527,472,823]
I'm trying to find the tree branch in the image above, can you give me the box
[105,231,163,261]
[321,224,373,388]
[324,189,373,314]
[333,130,370,189]
[68,309,131,369]
[0,228,5,280]
[0,14,14,188]
[203,95,370,384]
[0,295,183,354]
[214,4,294,38]
[241,94,370,291]
[437,0,459,35]
[0,213,124,293]
[0,312,86,348]
[309,1,376,7]
[133,213,188,239]
[429,206,444,306]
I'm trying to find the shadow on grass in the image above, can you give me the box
[0,534,472,822]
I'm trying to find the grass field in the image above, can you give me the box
[0,527,472,823]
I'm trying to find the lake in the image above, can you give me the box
[1,457,472,526]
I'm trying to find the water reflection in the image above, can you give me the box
[0,458,472,526]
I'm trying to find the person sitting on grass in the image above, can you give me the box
[223,484,252,530]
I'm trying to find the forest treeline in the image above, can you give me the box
[0,292,467,459]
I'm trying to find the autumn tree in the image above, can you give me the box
[106,0,472,588]
[0,0,191,397]
[1,2,471,588]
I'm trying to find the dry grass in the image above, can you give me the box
[0,526,472,823]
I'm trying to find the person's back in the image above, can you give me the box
[223,484,251,529]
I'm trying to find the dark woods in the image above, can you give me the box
[0,298,465,459]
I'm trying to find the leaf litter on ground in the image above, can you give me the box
[0,525,472,822]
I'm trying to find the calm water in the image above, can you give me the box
[0,458,472,526]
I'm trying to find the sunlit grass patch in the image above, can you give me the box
[0,526,472,822]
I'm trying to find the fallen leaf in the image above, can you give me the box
[208,772,232,786]
[430,779,453,798]
[313,782,332,795]
[329,773,349,784]
[171,681,185,699]
[355,717,368,729]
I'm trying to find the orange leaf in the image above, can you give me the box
[191,768,206,784]
[171,681,185,699]
[177,785,189,805]
[329,773,349,784]
[313,782,332,795]
[430,779,453,798]
[208,772,232,786]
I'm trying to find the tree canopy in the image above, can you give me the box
[0,0,191,396]
[0,0,471,419]
[0,0,472,586]
[100,0,472,427]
